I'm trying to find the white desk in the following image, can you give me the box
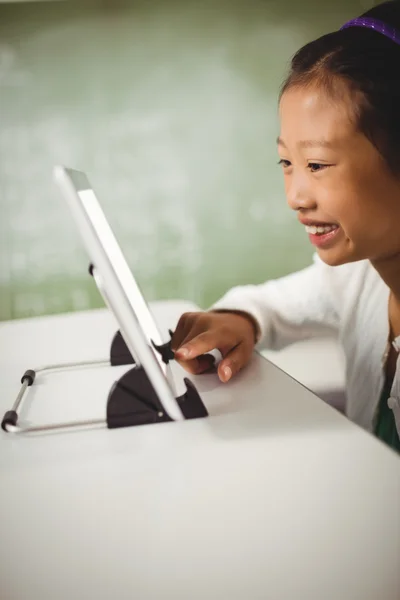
[0,302,399,600]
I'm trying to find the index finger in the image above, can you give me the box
[175,330,233,361]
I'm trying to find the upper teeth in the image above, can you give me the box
[305,224,337,235]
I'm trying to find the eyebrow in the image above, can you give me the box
[276,136,335,149]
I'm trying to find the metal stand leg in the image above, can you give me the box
[2,358,111,434]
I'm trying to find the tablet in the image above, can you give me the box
[53,166,184,421]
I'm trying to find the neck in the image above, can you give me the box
[371,251,400,302]
[371,251,400,338]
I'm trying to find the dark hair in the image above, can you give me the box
[280,1,400,175]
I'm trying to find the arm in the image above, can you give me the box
[211,255,341,351]
[172,255,357,382]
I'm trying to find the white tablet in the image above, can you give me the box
[53,166,184,421]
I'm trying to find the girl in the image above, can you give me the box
[171,0,400,453]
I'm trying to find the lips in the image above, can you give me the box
[298,218,340,248]
[306,225,340,248]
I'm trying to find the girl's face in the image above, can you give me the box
[278,85,400,267]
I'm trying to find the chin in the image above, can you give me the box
[315,248,356,267]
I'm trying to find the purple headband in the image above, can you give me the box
[340,16,400,45]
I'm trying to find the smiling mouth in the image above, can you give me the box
[304,223,339,235]
[301,222,341,248]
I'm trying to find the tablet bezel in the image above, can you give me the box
[53,165,184,421]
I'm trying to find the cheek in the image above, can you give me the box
[338,193,400,252]
[323,174,383,232]
[335,195,375,234]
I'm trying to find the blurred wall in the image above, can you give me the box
[0,0,376,320]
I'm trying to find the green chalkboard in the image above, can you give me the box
[0,0,375,320]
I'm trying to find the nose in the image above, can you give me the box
[285,171,317,212]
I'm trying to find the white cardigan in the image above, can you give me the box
[212,255,400,437]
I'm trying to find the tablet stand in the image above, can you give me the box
[97,263,208,427]
[1,265,208,434]
[107,329,207,428]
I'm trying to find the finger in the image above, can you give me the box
[175,330,234,361]
[175,320,210,354]
[175,353,216,375]
[170,313,197,351]
[217,342,253,383]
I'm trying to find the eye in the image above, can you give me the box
[278,159,291,168]
[308,162,330,172]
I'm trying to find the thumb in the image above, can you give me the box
[217,342,252,383]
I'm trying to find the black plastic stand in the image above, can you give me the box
[110,330,134,366]
[107,329,208,428]
[98,262,208,428]
[107,369,207,428]
[109,329,176,367]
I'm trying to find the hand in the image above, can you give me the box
[171,311,258,382]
